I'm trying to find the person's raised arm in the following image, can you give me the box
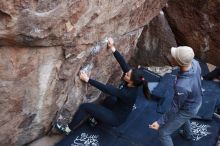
[79,72,125,98]
[107,38,130,73]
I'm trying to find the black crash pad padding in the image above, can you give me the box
[55,122,116,146]
[55,95,220,146]
[139,67,161,82]
[117,101,220,146]
[197,59,210,76]
[172,117,220,146]
[194,80,220,120]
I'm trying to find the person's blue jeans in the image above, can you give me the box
[158,110,194,146]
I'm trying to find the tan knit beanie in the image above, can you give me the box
[171,46,195,66]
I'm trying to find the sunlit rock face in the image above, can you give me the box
[0,0,167,145]
[164,0,220,65]
[0,0,166,47]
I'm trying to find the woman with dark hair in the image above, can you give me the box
[55,38,150,135]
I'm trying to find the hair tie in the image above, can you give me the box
[140,77,145,81]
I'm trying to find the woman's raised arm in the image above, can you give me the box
[107,38,130,73]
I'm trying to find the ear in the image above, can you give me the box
[165,54,177,67]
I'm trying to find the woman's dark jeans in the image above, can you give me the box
[69,96,119,130]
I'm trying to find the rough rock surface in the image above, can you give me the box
[0,47,63,146]
[0,0,166,47]
[0,0,167,145]
[130,10,177,66]
[29,135,64,146]
[164,0,220,65]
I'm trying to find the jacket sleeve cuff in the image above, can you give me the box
[88,78,93,84]
[157,118,164,126]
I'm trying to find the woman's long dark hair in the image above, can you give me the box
[130,69,151,100]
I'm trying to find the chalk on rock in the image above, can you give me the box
[80,63,94,75]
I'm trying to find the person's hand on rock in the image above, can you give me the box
[107,37,116,52]
[79,71,89,82]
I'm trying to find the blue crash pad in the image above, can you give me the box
[55,95,220,146]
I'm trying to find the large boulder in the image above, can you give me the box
[0,0,167,145]
[164,0,220,65]
[130,10,177,66]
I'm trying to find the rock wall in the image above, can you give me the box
[130,10,177,66]
[0,0,167,145]
[164,0,220,65]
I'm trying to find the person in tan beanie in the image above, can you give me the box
[150,46,203,146]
